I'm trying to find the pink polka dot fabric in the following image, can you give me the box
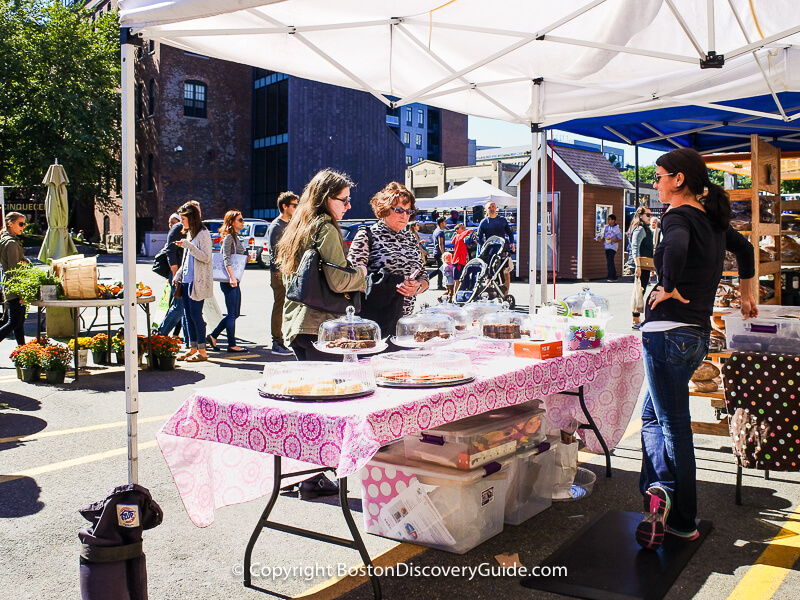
[156,334,644,527]
[723,351,800,471]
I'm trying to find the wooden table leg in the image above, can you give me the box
[73,308,79,380]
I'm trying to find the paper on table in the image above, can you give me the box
[378,478,456,547]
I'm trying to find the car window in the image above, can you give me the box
[239,224,252,237]
[418,223,436,235]
[253,225,268,237]
[205,221,222,234]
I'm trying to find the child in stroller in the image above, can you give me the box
[454,235,514,307]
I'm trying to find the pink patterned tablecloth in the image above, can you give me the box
[157,334,643,526]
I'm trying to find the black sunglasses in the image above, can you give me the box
[392,207,415,216]
[331,196,351,205]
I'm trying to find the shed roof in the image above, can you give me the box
[554,146,633,189]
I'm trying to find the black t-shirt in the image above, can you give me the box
[644,205,754,330]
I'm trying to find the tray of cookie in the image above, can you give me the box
[258,361,375,401]
[371,350,474,388]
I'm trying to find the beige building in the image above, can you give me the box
[405,160,520,199]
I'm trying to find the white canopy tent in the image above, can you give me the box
[118,0,800,483]
[415,177,516,211]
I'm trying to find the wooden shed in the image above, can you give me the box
[510,144,633,280]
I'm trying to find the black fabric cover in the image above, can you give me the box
[722,351,800,471]
[78,484,163,600]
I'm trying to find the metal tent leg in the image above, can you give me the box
[735,465,743,505]
[560,385,612,477]
[243,456,381,599]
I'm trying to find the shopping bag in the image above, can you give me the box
[202,295,223,327]
[158,283,171,313]
[631,278,644,314]
[212,252,247,282]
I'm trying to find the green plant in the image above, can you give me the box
[10,342,44,369]
[91,333,109,352]
[150,335,182,358]
[23,222,42,236]
[40,344,72,371]
[111,335,124,353]
[1,263,63,305]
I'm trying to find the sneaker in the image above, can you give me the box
[271,342,294,356]
[665,525,700,541]
[635,486,671,551]
[632,323,642,330]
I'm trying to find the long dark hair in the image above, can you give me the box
[178,202,205,239]
[276,168,354,274]
[656,148,730,231]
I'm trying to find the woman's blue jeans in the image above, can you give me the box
[640,327,709,531]
[182,283,206,349]
[211,282,242,346]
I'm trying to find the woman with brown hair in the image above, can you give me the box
[276,168,367,361]
[207,210,247,352]
[173,202,213,362]
[0,212,29,347]
[628,205,654,329]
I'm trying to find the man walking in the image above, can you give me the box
[431,216,446,290]
[476,201,516,292]
[157,212,186,338]
[596,213,622,281]
[267,191,298,355]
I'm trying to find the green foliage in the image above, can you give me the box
[40,343,72,371]
[1,262,62,304]
[0,1,120,213]
[783,180,800,194]
[620,165,656,183]
[23,222,42,235]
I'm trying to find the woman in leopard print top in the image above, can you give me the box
[348,182,429,316]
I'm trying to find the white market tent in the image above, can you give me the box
[117,0,800,483]
[415,177,516,210]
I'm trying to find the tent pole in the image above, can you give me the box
[121,30,139,486]
[635,144,640,211]
[528,127,539,311]
[539,130,548,305]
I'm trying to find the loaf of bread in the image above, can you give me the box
[691,361,720,382]
[689,377,721,393]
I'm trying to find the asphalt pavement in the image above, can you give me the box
[2,257,800,600]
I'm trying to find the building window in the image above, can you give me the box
[403,131,410,146]
[148,79,155,116]
[418,156,424,163]
[148,39,155,54]
[147,154,154,191]
[416,133,422,148]
[417,109,424,126]
[406,155,412,165]
[136,83,143,120]
[184,80,207,118]
[406,108,412,125]
[136,156,141,192]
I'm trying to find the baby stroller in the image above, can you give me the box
[454,235,515,307]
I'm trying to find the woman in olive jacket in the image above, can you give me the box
[0,212,29,346]
[276,169,367,361]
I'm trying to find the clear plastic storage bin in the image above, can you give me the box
[404,402,546,470]
[722,306,800,353]
[504,438,557,525]
[564,316,608,351]
[360,451,508,554]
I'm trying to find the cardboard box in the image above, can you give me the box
[513,340,563,360]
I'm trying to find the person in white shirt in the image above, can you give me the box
[595,214,622,280]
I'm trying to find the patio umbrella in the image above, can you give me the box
[38,160,77,264]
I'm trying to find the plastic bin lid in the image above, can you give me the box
[421,402,545,438]
[368,450,510,483]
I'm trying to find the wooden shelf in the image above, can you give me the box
[758,260,782,275]
[691,419,730,436]
[755,224,781,236]
[763,297,780,305]
[707,351,732,360]
[781,230,800,235]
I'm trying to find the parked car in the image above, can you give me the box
[204,218,270,266]
[339,219,377,249]
[424,227,478,261]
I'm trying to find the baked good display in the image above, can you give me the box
[478,303,533,342]
[258,361,375,401]
[562,286,611,318]
[465,294,505,327]
[315,306,385,355]
[372,350,473,387]
[393,305,457,347]
[424,301,473,334]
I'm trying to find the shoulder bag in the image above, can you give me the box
[285,225,361,313]
[212,252,247,282]
[152,248,171,279]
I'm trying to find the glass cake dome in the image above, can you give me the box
[464,294,505,326]
[259,361,375,400]
[479,303,533,340]
[562,286,612,318]
[317,306,382,350]
[394,305,456,347]
[425,300,472,334]
[371,350,473,387]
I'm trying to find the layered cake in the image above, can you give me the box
[482,323,521,339]
[413,328,451,342]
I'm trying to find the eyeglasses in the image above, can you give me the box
[331,196,351,206]
[288,203,298,208]
[644,212,652,217]
[235,217,244,222]
[392,207,415,216]
[654,172,675,183]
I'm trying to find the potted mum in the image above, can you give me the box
[67,337,94,368]
[111,334,125,364]
[10,342,44,382]
[40,344,72,384]
[91,333,109,365]
[150,335,181,370]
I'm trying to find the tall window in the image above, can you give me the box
[416,133,422,148]
[417,109,424,126]
[136,156,141,192]
[184,80,207,118]
[405,108,412,125]
[148,79,155,116]
[406,155,412,165]
[147,154,154,191]
[403,131,410,146]
[136,83,143,119]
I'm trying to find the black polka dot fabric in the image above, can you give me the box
[722,352,800,471]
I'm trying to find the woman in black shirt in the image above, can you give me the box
[635,148,758,551]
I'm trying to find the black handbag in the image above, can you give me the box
[285,226,362,313]
[152,249,171,279]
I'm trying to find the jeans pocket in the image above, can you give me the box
[664,331,706,367]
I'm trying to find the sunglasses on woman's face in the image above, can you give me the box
[236,217,244,222]
[392,207,415,216]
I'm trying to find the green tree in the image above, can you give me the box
[620,165,656,183]
[0,1,120,213]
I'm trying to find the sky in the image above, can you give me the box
[468,116,663,167]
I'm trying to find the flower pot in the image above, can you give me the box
[156,356,176,371]
[45,370,66,384]
[115,352,125,365]
[16,366,22,380]
[20,368,40,383]
[92,351,107,365]
[39,284,59,301]
[76,349,89,368]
